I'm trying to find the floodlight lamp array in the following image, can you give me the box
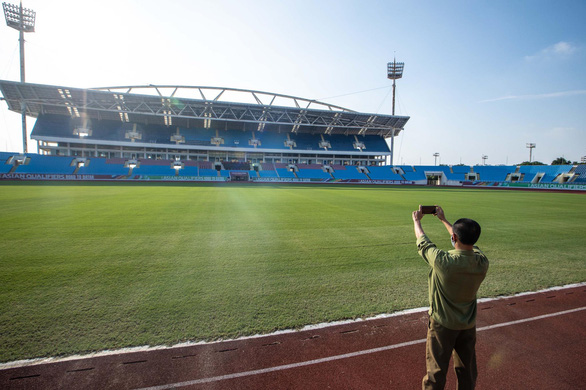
[3,2,36,32]
[73,127,92,138]
[387,61,404,80]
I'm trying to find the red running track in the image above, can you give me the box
[1,285,585,389]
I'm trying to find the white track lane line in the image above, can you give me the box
[3,283,584,371]
[135,306,586,390]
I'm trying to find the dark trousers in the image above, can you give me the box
[422,318,477,390]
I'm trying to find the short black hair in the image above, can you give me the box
[452,218,481,245]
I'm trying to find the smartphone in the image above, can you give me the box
[421,206,437,214]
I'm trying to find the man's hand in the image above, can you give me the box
[413,208,423,222]
[435,205,446,221]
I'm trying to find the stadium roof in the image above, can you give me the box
[0,80,409,137]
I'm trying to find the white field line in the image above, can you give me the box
[1,282,584,370]
[135,306,586,390]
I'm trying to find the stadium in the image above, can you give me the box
[1,77,585,390]
[1,2,585,389]
[1,79,586,188]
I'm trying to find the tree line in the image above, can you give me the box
[519,157,580,166]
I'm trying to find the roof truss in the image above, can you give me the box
[0,80,409,137]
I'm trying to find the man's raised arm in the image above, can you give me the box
[434,206,453,236]
[412,208,425,239]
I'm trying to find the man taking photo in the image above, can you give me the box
[412,205,489,390]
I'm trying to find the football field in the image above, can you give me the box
[1,182,585,362]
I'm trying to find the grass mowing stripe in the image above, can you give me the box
[0,183,585,362]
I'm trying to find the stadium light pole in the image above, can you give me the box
[387,58,404,166]
[526,143,536,163]
[433,152,440,166]
[482,155,488,165]
[3,1,36,153]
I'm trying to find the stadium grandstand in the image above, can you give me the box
[0,80,408,168]
[1,80,585,189]
[2,151,585,188]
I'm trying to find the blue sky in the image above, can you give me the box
[1,0,584,165]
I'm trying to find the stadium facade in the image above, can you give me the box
[0,80,408,167]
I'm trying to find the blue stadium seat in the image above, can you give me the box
[519,165,572,176]
[367,166,404,180]
[1,162,13,173]
[199,168,219,177]
[539,174,556,183]
[396,165,414,173]
[4,153,583,187]
[0,152,17,162]
[415,166,451,174]
[445,173,466,181]
[403,171,426,181]
[515,165,572,183]
[14,155,76,174]
[276,168,296,178]
[332,167,368,180]
[452,165,471,174]
[258,170,278,178]
[296,168,331,179]
[255,132,288,149]
[77,158,128,176]
[0,152,17,173]
[177,166,200,176]
[473,166,516,182]
[572,165,586,182]
[31,114,395,155]
[132,165,177,176]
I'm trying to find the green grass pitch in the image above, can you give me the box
[1,182,585,362]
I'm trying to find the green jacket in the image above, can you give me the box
[417,234,489,330]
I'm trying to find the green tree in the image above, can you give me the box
[551,157,572,165]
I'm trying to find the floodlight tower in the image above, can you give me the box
[387,58,404,166]
[526,143,536,163]
[433,152,440,166]
[3,1,36,153]
[482,155,488,165]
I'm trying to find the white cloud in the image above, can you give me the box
[525,41,578,61]
[551,42,577,55]
[480,89,586,103]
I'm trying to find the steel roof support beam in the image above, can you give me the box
[0,80,409,137]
